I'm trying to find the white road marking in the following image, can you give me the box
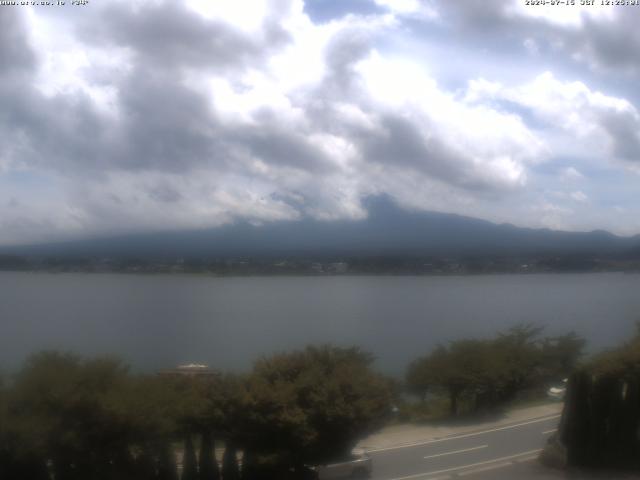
[457,461,512,476]
[542,429,557,434]
[515,455,540,463]
[423,445,487,459]
[386,449,542,480]
[459,454,539,476]
[368,414,561,453]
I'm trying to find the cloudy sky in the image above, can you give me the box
[1,0,640,245]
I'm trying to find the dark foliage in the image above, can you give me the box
[199,432,219,480]
[182,435,198,480]
[406,324,585,416]
[560,327,640,470]
[222,444,240,480]
[0,346,392,479]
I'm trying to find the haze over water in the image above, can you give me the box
[1,272,638,376]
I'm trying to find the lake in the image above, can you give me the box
[1,272,638,376]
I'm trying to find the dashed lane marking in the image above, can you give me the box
[456,461,512,476]
[423,445,488,460]
[368,415,561,453]
[385,449,542,480]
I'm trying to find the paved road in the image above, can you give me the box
[369,413,561,480]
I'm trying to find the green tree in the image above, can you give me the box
[4,352,202,480]
[9,352,137,480]
[559,327,640,470]
[198,432,219,480]
[407,341,499,415]
[157,441,179,480]
[540,332,586,382]
[182,435,198,480]
[221,444,240,480]
[405,324,576,416]
[494,323,544,401]
[241,345,392,471]
[405,358,432,402]
[239,450,258,480]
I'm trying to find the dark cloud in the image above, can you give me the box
[4,0,639,244]
[435,0,512,31]
[0,73,109,175]
[0,1,326,180]
[578,13,640,73]
[600,109,640,163]
[233,121,336,173]
[78,0,289,73]
[357,114,502,192]
[0,6,237,175]
[324,28,372,95]
[148,184,183,203]
[0,9,36,76]
[109,68,223,172]
[432,0,640,74]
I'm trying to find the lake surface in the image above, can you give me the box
[1,272,639,376]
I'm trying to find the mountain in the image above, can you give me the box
[2,196,639,259]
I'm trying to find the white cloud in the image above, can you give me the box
[506,0,614,27]
[184,0,272,32]
[570,190,588,202]
[467,71,640,165]
[561,167,584,181]
[523,38,539,56]
[2,0,640,244]
[374,0,437,18]
[533,201,574,230]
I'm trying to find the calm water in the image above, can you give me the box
[1,272,639,376]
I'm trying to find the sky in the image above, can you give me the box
[1,0,640,246]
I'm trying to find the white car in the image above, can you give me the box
[311,448,372,479]
[547,378,568,400]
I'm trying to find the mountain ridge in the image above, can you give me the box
[2,196,639,259]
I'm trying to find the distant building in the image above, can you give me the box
[158,363,219,379]
[328,262,349,274]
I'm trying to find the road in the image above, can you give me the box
[368,413,561,480]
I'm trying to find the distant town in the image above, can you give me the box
[3,254,640,275]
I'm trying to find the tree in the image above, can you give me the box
[405,358,432,402]
[131,448,156,480]
[558,328,640,470]
[4,352,205,480]
[199,431,219,480]
[8,352,137,480]
[405,324,580,416]
[221,444,240,480]
[157,441,179,480]
[240,345,392,471]
[494,324,544,401]
[182,435,198,480]
[540,332,586,382]
[407,341,499,416]
[239,450,258,480]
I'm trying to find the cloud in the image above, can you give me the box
[570,191,588,203]
[373,0,437,18]
[1,0,640,244]
[523,38,539,56]
[560,167,584,182]
[431,0,640,74]
[0,8,36,75]
[78,0,289,73]
[467,72,640,165]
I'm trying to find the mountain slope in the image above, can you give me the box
[3,196,639,259]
